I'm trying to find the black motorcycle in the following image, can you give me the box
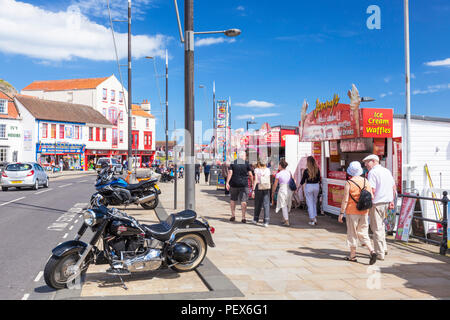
[91,167,161,210]
[44,205,215,289]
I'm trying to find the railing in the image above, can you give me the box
[397,191,448,255]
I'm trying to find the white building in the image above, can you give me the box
[0,90,23,163]
[14,95,112,171]
[21,75,129,164]
[131,100,156,167]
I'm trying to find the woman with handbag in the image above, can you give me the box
[300,156,321,226]
[252,160,271,227]
[338,161,377,265]
[272,158,294,226]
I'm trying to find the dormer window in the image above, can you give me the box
[0,99,7,114]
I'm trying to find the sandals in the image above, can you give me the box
[229,216,235,222]
[344,256,358,262]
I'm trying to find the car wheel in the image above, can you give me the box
[1,187,7,192]
[44,178,49,188]
[33,180,39,190]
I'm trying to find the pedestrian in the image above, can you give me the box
[195,162,201,184]
[272,158,294,226]
[338,161,377,265]
[204,162,211,183]
[226,152,253,223]
[221,161,230,195]
[252,160,271,227]
[363,154,396,261]
[300,156,322,226]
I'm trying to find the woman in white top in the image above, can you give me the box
[252,160,271,227]
[272,158,294,226]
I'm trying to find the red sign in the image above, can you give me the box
[328,184,345,208]
[327,171,347,180]
[373,138,385,156]
[312,141,322,170]
[280,129,296,147]
[361,108,393,138]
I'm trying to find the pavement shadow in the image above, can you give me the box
[287,246,372,263]
[34,285,55,294]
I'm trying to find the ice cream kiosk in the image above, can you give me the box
[299,84,401,215]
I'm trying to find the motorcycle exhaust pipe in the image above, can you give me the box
[138,193,156,204]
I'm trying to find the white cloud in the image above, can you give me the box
[236,113,281,120]
[384,76,391,83]
[71,0,153,21]
[234,100,275,108]
[412,83,450,95]
[237,6,245,11]
[0,0,168,61]
[411,73,416,79]
[424,58,450,67]
[195,37,236,47]
[380,92,393,98]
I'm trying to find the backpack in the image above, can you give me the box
[258,169,271,190]
[348,178,373,211]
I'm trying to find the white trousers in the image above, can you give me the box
[305,183,320,220]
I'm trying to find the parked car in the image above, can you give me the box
[96,158,123,175]
[1,162,49,191]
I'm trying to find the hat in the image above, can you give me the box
[347,161,363,177]
[362,154,379,162]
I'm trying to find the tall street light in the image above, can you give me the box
[246,116,256,131]
[404,0,412,192]
[174,0,241,211]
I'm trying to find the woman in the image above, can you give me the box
[338,161,377,265]
[252,160,271,227]
[300,156,321,226]
[272,158,294,226]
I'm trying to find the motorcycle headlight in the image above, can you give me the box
[83,209,97,226]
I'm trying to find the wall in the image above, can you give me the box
[14,99,37,162]
[0,118,23,162]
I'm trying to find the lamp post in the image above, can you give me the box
[246,116,256,131]
[174,0,241,211]
[404,0,412,192]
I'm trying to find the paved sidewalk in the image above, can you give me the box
[160,180,450,300]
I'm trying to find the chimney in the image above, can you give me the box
[141,99,151,112]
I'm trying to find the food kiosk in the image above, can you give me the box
[299,85,401,216]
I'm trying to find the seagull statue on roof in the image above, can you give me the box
[347,84,361,137]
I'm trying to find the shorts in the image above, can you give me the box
[230,187,249,203]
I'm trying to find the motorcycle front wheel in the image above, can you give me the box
[44,252,90,290]
[170,233,207,272]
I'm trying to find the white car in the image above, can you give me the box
[1,162,49,191]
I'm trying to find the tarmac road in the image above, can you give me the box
[0,174,97,300]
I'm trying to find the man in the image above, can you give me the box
[204,162,211,184]
[221,161,230,195]
[226,152,253,223]
[363,154,396,261]
[195,162,201,184]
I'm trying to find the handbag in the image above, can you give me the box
[288,172,297,191]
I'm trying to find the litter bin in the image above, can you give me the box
[209,167,220,186]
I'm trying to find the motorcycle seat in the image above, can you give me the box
[142,210,197,241]
[126,179,154,190]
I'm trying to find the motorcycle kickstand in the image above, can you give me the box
[116,275,128,290]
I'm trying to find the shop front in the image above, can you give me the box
[37,142,86,171]
[299,94,399,215]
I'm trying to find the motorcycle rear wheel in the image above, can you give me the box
[169,233,207,272]
[140,187,159,210]
[44,253,89,290]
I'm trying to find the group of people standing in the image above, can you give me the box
[223,151,396,266]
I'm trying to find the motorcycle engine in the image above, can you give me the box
[109,236,145,258]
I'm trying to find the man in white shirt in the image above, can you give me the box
[363,154,397,261]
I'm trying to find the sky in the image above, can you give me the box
[1,0,449,143]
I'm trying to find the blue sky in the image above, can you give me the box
[1,0,449,142]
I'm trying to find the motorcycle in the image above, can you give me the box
[44,205,215,289]
[91,167,161,210]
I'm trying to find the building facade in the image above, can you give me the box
[131,100,156,167]
[14,95,112,171]
[0,90,22,164]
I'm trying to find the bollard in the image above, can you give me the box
[440,191,448,256]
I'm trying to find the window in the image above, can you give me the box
[59,125,65,139]
[103,108,107,117]
[96,127,101,141]
[0,99,7,114]
[89,127,93,141]
[112,129,118,147]
[119,111,123,121]
[146,119,149,128]
[0,148,7,162]
[67,91,73,102]
[102,88,107,100]
[0,124,6,139]
[119,130,123,143]
[51,124,57,139]
[144,131,152,150]
[75,126,80,139]
[102,128,107,141]
[111,90,115,102]
[119,91,124,103]
[132,117,136,128]
[42,123,48,138]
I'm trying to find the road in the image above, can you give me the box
[0,174,97,300]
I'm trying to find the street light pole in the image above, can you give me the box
[127,0,133,173]
[185,0,195,211]
[165,49,169,169]
[404,0,412,191]
[213,81,216,160]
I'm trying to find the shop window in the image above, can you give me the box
[89,127,93,141]
[0,99,7,114]
[102,88,107,100]
[42,123,48,138]
[102,128,107,141]
[0,147,7,162]
[96,127,101,141]
[0,124,6,139]
[51,124,57,139]
[59,125,65,139]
